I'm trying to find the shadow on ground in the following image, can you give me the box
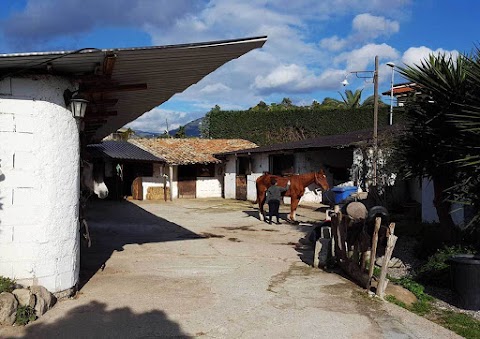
[17,301,190,338]
[80,199,203,289]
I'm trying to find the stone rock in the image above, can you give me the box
[34,297,48,317]
[0,292,18,326]
[30,285,56,310]
[12,289,35,307]
[375,256,404,268]
[385,283,418,307]
[345,202,367,221]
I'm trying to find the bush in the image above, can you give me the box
[15,306,36,326]
[416,245,477,287]
[206,106,399,146]
[0,276,15,294]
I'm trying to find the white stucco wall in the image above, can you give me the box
[0,76,80,293]
[421,177,464,226]
[171,165,178,199]
[196,177,222,198]
[224,155,237,199]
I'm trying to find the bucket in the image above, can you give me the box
[448,254,480,310]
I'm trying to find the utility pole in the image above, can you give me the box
[372,55,379,187]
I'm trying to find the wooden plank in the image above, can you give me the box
[85,83,147,94]
[376,234,398,298]
[367,217,382,291]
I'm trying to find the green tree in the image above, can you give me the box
[200,105,221,138]
[339,89,363,108]
[397,52,469,237]
[280,97,293,108]
[174,125,186,138]
[321,97,344,108]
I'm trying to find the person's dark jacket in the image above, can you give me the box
[266,184,289,203]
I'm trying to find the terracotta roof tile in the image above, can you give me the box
[130,138,257,165]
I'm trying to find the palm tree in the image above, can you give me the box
[397,53,469,237]
[339,89,363,108]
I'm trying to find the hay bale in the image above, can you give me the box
[147,186,170,200]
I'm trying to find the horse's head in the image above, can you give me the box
[81,160,109,199]
[314,169,330,191]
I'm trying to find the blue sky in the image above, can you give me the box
[0,0,477,133]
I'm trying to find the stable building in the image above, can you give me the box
[131,138,257,200]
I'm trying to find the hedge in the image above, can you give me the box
[206,106,403,146]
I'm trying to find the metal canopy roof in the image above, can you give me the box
[0,36,267,141]
[87,140,165,163]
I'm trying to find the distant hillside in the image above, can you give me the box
[134,130,163,138]
[169,117,203,137]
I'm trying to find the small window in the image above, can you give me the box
[270,154,294,176]
[237,157,251,175]
[197,163,215,177]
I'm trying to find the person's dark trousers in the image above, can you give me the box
[268,200,280,223]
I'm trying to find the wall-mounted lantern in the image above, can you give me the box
[64,89,89,119]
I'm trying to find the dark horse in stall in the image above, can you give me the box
[256,170,330,222]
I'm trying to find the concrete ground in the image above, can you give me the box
[1,199,460,338]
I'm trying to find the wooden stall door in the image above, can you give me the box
[132,177,143,200]
[236,175,247,200]
[178,178,196,198]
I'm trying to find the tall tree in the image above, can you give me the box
[397,53,469,238]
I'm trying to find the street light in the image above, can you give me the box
[342,55,379,187]
[386,62,395,125]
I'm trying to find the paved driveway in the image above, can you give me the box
[1,199,459,338]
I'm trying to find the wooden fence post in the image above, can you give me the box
[377,223,397,298]
[367,217,382,291]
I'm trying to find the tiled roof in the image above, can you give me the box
[215,126,403,156]
[130,138,258,165]
[87,140,165,162]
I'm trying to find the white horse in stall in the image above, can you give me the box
[80,160,108,247]
[81,160,109,199]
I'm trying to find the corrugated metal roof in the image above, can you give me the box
[215,127,403,156]
[87,140,165,162]
[0,36,267,141]
[130,138,258,165]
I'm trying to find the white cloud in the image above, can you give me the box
[200,83,232,94]
[335,43,400,71]
[401,46,460,68]
[319,36,348,52]
[352,14,399,39]
[125,108,191,133]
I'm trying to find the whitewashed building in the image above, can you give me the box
[0,36,267,295]
[131,138,257,200]
[215,128,404,205]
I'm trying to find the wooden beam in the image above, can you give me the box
[92,98,118,106]
[103,54,117,78]
[85,111,117,119]
[85,83,147,94]
[85,119,107,124]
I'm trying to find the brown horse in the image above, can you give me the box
[256,170,330,222]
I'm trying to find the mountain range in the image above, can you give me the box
[133,117,203,138]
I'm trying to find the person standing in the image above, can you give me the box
[265,178,290,224]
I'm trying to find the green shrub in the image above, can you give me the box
[438,311,480,339]
[206,106,399,146]
[15,306,36,326]
[0,276,15,294]
[416,245,477,287]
